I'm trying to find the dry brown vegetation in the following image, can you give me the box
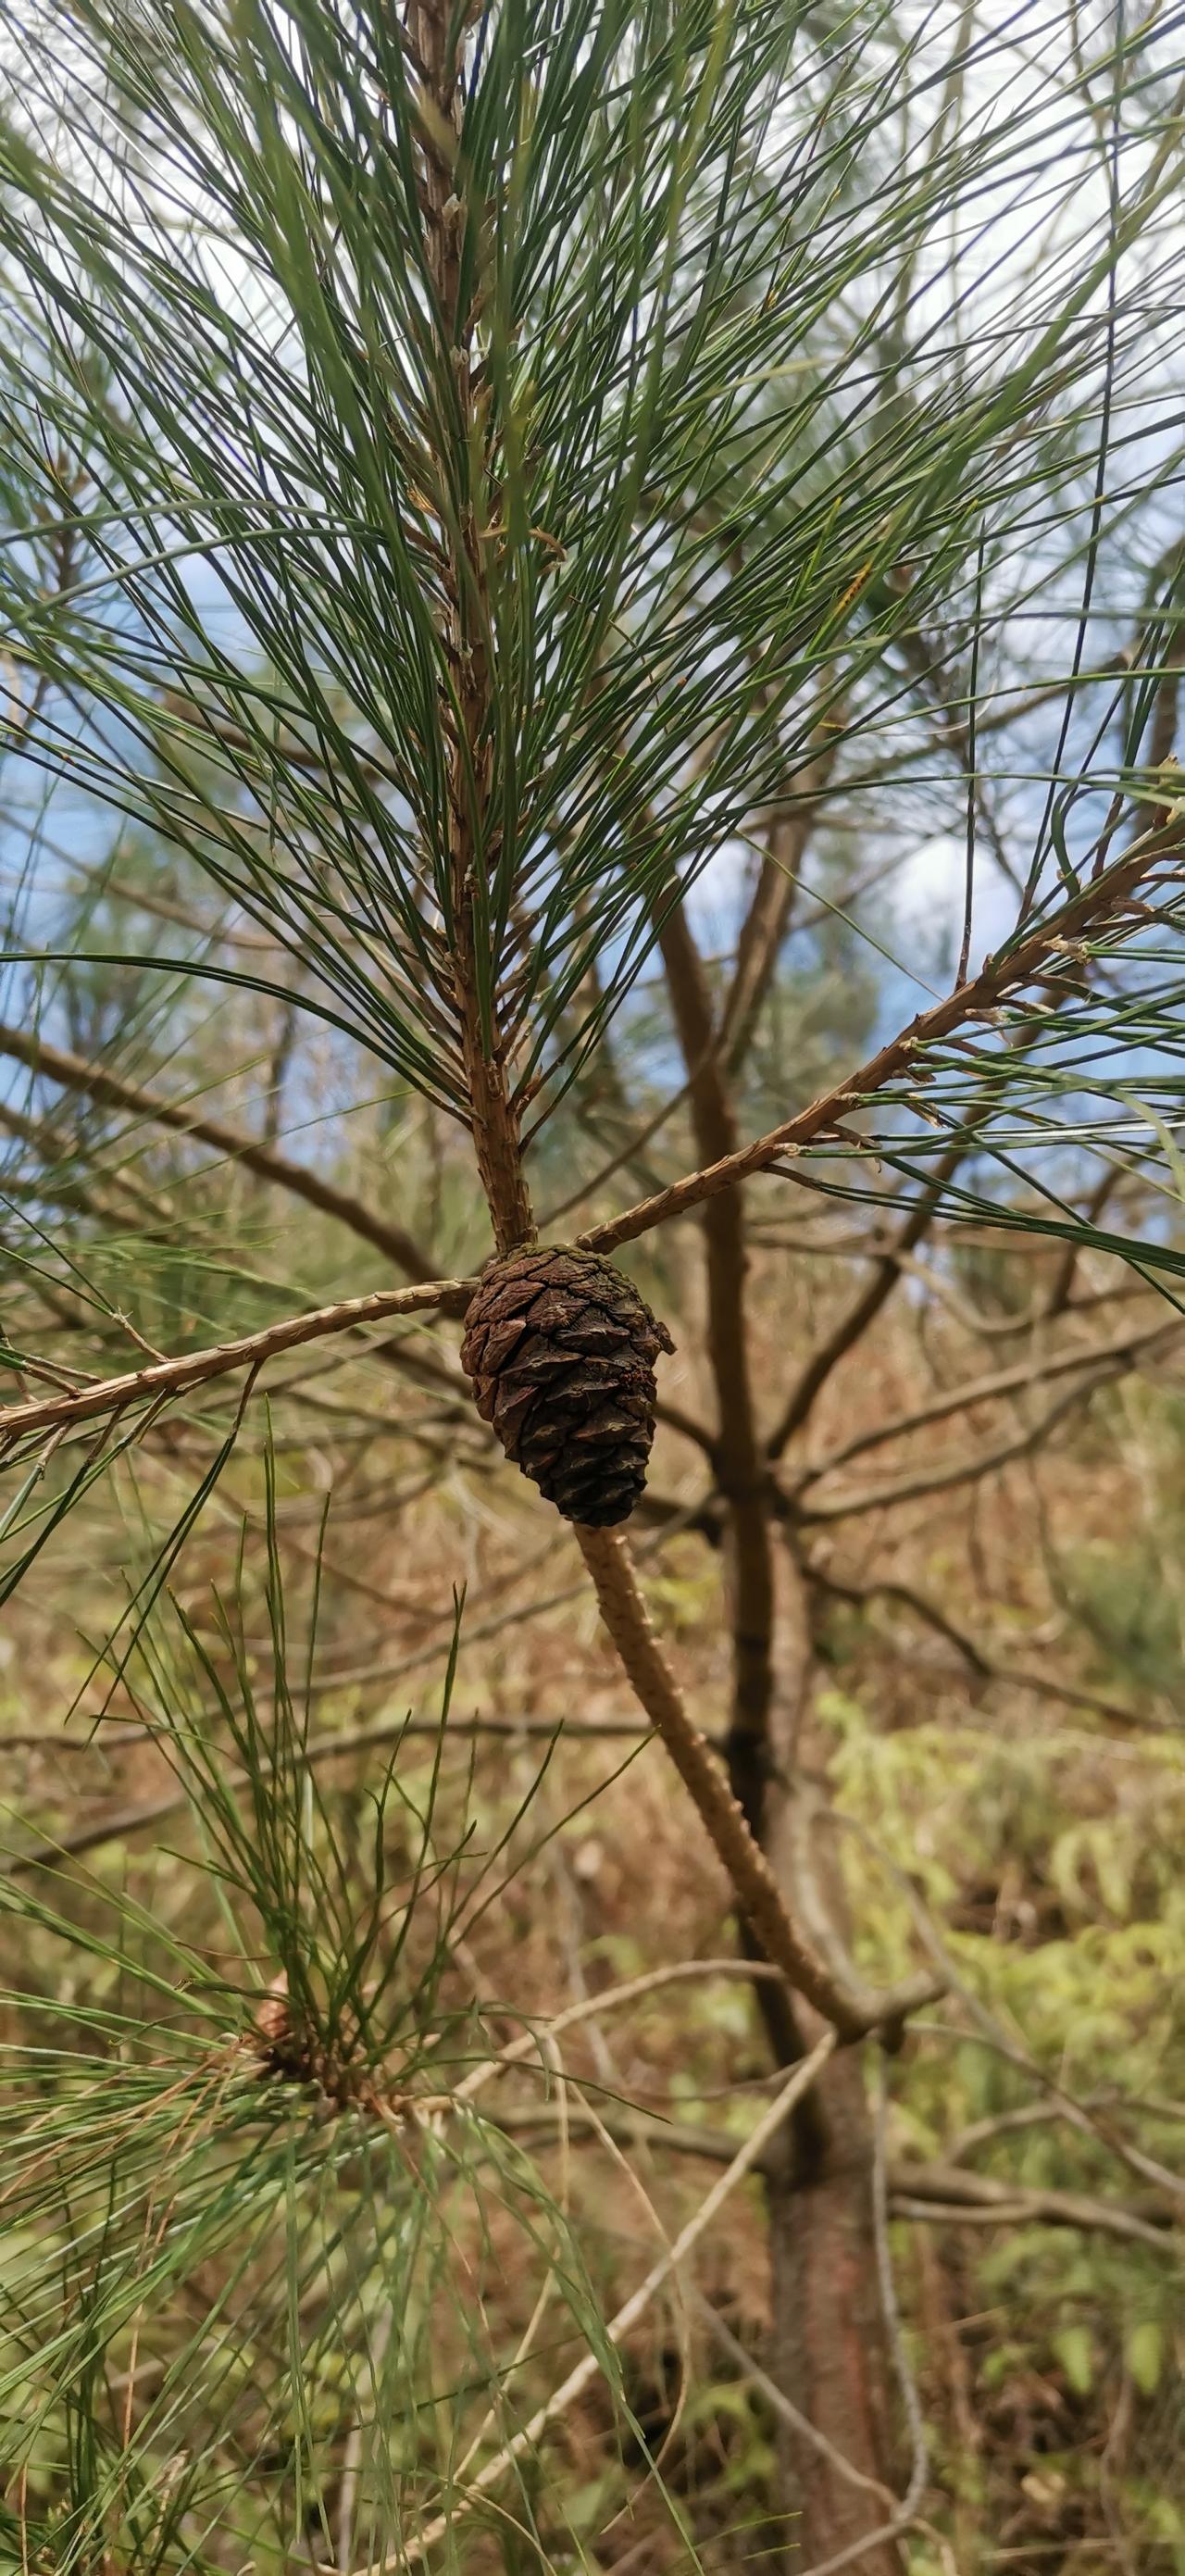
[3,1142,1182,2570]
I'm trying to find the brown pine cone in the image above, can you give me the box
[460,1246,674,1527]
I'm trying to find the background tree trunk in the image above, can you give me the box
[767,2050,904,2572]
[760,1553,906,2567]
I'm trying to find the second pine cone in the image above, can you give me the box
[460,1246,674,1527]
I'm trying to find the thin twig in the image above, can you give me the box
[872,2060,929,2520]
[496,2102,1177,2245]
[721,743,839,1076]
[794,1310,1182,1488]
[767,1142,975,1458]
[807,1563,1167,1732]
[887,2165,1172,2249]
[454,1957,794,2106]
[794,1353,1139,1522]
[696,2294,899,2508]
[343,2032,840,2576]
[840,1817,1185,2208]
[335,2311,393,2573]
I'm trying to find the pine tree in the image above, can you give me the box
[0,0,1183,2566]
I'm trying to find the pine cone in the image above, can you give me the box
[460,1247,674,1527]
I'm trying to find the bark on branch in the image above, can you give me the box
[0,1277,468,1457]
[495,2107,1178,2247]
[575,1524,942,2042]
[0,1020,433,1281]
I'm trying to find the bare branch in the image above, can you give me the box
[793,1346,1142,1522]
[807,1563,1163,1732]
[0,1021,435,1280]
[890,2161,1173,2249]
[0,1277,469,1457]
[652,890,779,1821]
[496,2106,1179,2250]
[796,1310,1183,1486]
[575,1524,942,2042]
[354,2032,841,2576]
[768,1141,971,1458]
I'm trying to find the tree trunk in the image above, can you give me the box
[758,1549,905,2570]
[766,2050,904,2572]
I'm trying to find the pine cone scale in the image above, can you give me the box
[461,1246,673,1526]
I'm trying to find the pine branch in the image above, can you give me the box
[578,824,1184,1257]
[575,1524,942,2043]
[408,0,535,1257]
[0,1277,468,1457]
